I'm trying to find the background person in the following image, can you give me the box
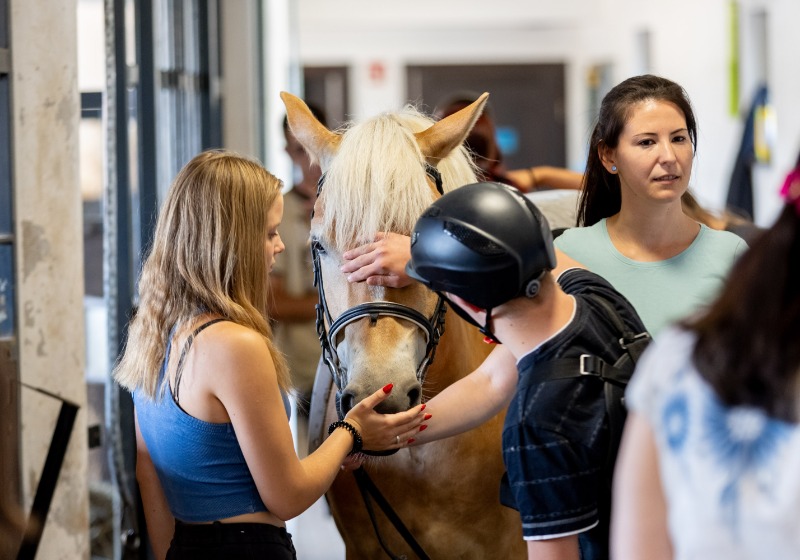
[434,92,584,193]
[269,104,328,451]
[554,74,749,336]
[681,190,763,245]
[612,163,800,560]
[113,150,427,559]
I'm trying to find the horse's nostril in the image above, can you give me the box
[407,386,421,408]
[339,391,356,417]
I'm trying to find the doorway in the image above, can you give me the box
[406,63,566,170]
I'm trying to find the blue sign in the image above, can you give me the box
[0,245,13,337]
[495,126,520,156]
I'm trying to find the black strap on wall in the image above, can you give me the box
[15,384,79,560]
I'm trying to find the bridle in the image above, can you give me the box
[312,163,447,398]
[311,162,445,560]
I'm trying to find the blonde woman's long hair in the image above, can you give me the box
[114,150,290,398]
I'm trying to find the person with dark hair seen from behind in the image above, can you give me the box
[681,189,764,245]
[554,75,749,337]
[612,162,800,559]
[269,103,328,448]
[434,92,583,193]
[403,181,649,560]
[113,150,427,559]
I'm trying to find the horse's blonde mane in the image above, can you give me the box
[316,105,478,251]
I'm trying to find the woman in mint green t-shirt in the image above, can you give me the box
[555,75,748,336]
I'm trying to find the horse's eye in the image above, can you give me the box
[311,238,327,255]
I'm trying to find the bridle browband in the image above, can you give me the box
[312,163,447,401]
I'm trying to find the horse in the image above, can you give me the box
[282,91,526,559]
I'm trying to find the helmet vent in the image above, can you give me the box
[444,222,505,256]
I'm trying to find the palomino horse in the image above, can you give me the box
[282,92,526,559]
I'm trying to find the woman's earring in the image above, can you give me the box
[611,165,617,172]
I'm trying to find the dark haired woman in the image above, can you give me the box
[555,75,748,336]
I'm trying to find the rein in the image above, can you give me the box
[353,467,431,560]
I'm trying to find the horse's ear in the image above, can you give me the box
[415,92,489,166]
[280,91,341,167]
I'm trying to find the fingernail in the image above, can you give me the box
[407,438,416,444]
[420,403,426,411]
[382,383,393,394]
[419,424,428,432]
[423,413,432,420]
[482,336,497,344]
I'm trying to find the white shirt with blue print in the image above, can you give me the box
[626,326,800,560]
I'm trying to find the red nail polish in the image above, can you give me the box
[420,403,426,411]
[419,424,428,432]
[406,438,416,444]
[382,383,393,394]
[483,336,497,344]
[423,413,432,420]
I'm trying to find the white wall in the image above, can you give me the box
[295,0,800,226]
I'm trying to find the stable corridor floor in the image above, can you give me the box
[287,401,346,559]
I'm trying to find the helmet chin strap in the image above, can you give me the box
[437,292,503,344]
[479,308,502,344]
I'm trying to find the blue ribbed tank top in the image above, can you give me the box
[133,320,290,522]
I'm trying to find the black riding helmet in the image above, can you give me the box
[406,181,557,313]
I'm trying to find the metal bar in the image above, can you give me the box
[103,0,138,557]
[0,338,20,559]
[0,48,9,75]
[136,0,157,268]
[198,0,221,149]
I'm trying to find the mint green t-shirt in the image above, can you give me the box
[554,220,748,337]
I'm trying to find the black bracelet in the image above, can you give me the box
[327,420,363,455]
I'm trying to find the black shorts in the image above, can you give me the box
[166,520,297,560]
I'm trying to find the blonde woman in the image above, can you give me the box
[114,150,427,559]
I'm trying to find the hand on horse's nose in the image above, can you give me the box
[340,382,421,416]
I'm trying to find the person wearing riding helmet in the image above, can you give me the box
[402,181,648,560]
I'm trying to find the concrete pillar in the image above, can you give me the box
[10,0,90,557]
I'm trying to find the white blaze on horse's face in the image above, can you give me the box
[280,91,488,415]
[314,240,438,413]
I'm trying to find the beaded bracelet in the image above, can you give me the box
[327,420,363,455]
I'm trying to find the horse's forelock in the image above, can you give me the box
[319,110,436,251]
[317,106,480,252]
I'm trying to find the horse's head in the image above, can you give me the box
[281,91,487,417]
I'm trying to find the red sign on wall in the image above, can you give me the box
[369,61,385,83]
